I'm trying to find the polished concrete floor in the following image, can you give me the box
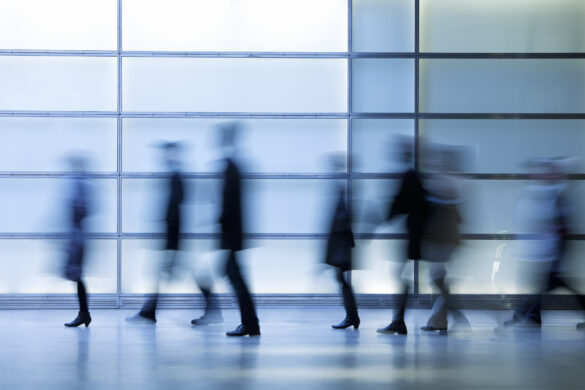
[1,308,585,389]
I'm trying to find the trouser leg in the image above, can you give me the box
[337,269,358,320]
[226,250,259,329]
[77,281,88,313]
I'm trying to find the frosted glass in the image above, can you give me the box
[352,0,414,52]
[123,58,347,113]
[121,239,338,294]
[419,240,585,295]
[352,179,402,234]
[0,57,117,111]
[0,0,117,50]
[420,59,585,113]
[123,0,347,52]
[123,178,342,234]
[420,120,585,174]
[123,118,347,173]
[458,180,585,235]
[0,239,116,293]
[0,178,117,233]
[351,119,414,173]
[352,239,411,293]
[420,0,585,53]
[0,117,117,172]
[352,59,414,113]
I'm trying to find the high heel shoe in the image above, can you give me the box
[332,316,360,330]
[65,311,91,327]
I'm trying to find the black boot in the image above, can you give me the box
[65,311,91,327]
[377,319,407,335]
[332,316,360,330]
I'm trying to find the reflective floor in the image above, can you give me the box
[1,308,585,389]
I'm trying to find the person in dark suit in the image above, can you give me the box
[64,156,91,327]
[325,155,359,330]
[220,122,260,337]
[127,142,221,324]
[377,137,428,335]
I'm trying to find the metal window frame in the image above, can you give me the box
[0,0,584,307]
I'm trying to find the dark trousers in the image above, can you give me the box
[77,281,88,313]
[336,269,358,320]
[225,250,259,330]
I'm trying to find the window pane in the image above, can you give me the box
[0,239,116,293]
[352,239,410,293]
[0,117,116,172]
[352,0,414,52]
[420,120,585,174]
[420,59,585,113]
[352,119,414,173]
[121,239,338,294]
[0,57,117,111]
[123,178,342,234]
[123,118,347,173]
[123,58,347,113]
[420,0,585,53]
[0,178,117,233]
[123,0,347,52]
[352,59,414,113]
[419,240,585,294]
[0,0,117,50]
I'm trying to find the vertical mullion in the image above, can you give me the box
[413,0,420,303]
[116,0,123,308]
[347,0,353,287]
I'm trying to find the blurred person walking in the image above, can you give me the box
[377,137,428,335]
[324,154,359,330]
[219,123,260,337]
[64,156,92,327]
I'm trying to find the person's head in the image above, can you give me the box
[160,141,182,168]
[217,121,241,156]
[391,135,414,165]
[68,154,88,174]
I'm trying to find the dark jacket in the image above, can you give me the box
[220,159,243,251]
[165,171,184,250]
[65,175,89,281]
[388,169,428,260]
[325,186,355,271]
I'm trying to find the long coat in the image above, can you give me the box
[388,169,429,260]
[325,187,355,271]
[64,175,89,282]
[220,159,243,251]
[165,171,184,250]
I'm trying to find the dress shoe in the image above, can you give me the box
[503,317,541,329]
[125,312,156,324]
[377,320,407,335]
[191,311,223,325]
[332,316,360,330]
[420,325,447,334]
[226,324,261,337]
[577,322,585,330]
[65,311,91,327]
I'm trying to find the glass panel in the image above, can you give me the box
[0,178,117,233]
[420,0,585,53]
[0,239,116,293]
[352,0,415,52]
[352,179,402,234]
[121,239,338,294]
[123,58,347,113]
[419,240,585,294]
[123,178,343,234]
[419,59,585,113]
[420,120,585,174]
[0,117,117,172]
[123,0,347,52]
[351,119,414,173]
[352,239,411,293]
[352,58,414,113]
[0,0,117,50]
[0,57,117,111]
[123,118,347,173]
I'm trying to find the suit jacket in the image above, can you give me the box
[388,169,428,260]
[220,159,243,251]
[165,171,184,229]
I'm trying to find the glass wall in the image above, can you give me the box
[0,0,584,303]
